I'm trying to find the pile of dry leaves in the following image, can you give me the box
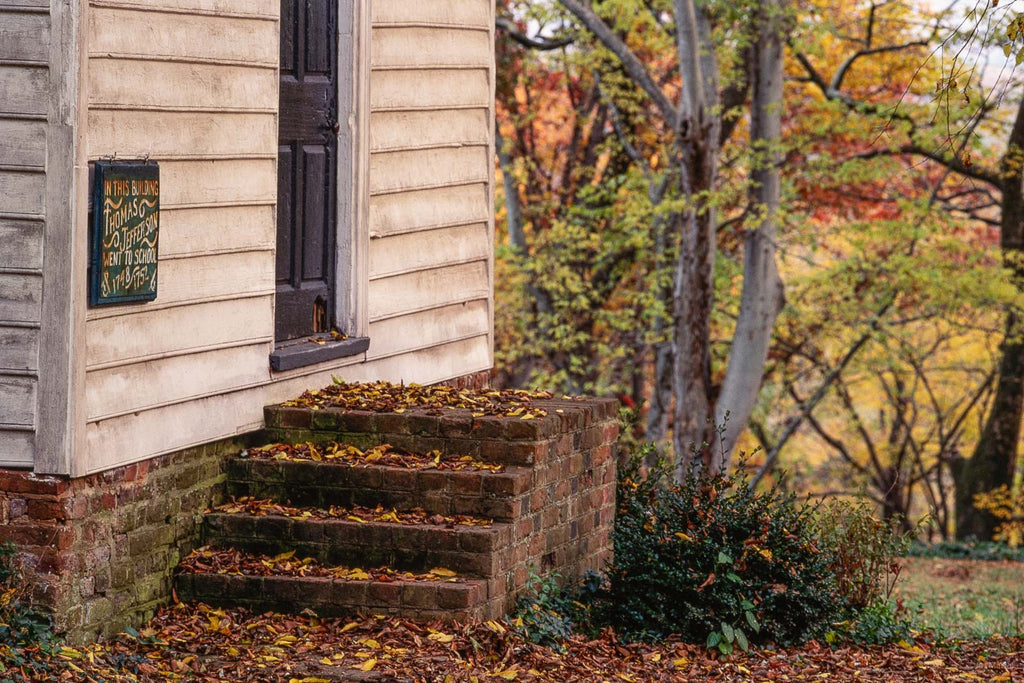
[242,443,504,473]
[4,603,1022,682]
[214,498,493,528]
[282,380,553,419]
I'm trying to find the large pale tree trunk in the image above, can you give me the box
[956,99,1024,539]
[669,2,721,472]
[711,0,786,469]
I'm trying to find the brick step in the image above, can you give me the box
[226,456,532,522]
[202,504,512,578]
[174,547,500,622]
[263,398,620,468]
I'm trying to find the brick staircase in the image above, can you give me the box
[174,397,618,622]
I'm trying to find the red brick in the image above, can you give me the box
[449,471,482,496]
[368,581,402,604]
[401,582,438,608]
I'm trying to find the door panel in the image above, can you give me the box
[276,0,337,341]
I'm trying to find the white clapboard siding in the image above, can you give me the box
[82,334,490,475]
[370,69,489,111]
[369,182,489,237]
[0,65,48,116]
[87,296,272,368]
[89,0,276,18]
[0,119,46,168]
[369,222,489,280]
[87,110,276,158]
[368,261,489,322]
[370,109,488,153]
[90,7,276,65]
[0,274,42,323]
[0,170,45,215]
[369,147,488,196]
[367,300,489,360]
[0,375,35,426]
[0,219,44,270]
[341,335,490,385]
[86,342,270,420]
[90,59,276,111]
[372,0,489,26]
[85,252,274,320]
[372,27,490,69]
[160,205,274,257]
[0,326,38,371]
[0,12,49,63]
[0,430,33,468]
[158,158,275,208]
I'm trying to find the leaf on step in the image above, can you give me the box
[430,567,457,578]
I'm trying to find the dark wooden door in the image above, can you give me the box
[277,0,338,341]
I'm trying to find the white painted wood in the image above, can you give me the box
[367,299,489,360]
[86,342,271,420]
[369,146,488,196]
[370,68,490,111]
[333,0,371,338]
[35,0,87,475]
[89,59,276,111]
[369,222,490,279]
[89,7,276,66]
[85,252,274,319]
[372,0,489,26]
[0,218,43,270]
[158,158,276,208]
[0,170,44,215]
[87,110,276,158]
[368,261,489,321]
[339,334,490,385]
[87,296,272,367]
[370,109,488,152]
[83,335,489,474]
[0,430,34,467]
[0,11,49,62]
[1,1,49,10]
[0,326,38,371]
[484,0,496,371]
[0,374,36,426]
[0,119,46,168]
[372,27,490,68]
[89,0,276,19]
[0,274,41,323]
[0,65,48,116]
[369,182,489,237]
[159,205,274,257]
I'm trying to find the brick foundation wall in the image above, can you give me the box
[0,438,242,643]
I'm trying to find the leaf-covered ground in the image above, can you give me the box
[3,603,1022,682]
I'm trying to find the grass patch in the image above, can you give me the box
[895,556,1024,639]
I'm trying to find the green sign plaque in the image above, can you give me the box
[90,161,160,306]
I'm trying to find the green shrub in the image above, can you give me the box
[595,446,846,648]
[830,599,914,646]
[0,543,56,677]
[907,540,1024,562]
[814,501,911,610]
[508,569,601,650]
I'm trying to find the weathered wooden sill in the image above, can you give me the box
[270,335,370,372]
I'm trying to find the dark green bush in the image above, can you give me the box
[0,542,57,678]
[595,447,846,648]
[508,569,602,650]
[907,540,1024,562]
[830,600,914,646]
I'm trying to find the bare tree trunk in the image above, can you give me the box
[956,98,1024,540]
[669,4,720,474]
[711,0,786,469]
[496,124,526,250]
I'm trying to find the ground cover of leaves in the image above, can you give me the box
[2,603,1022,682]
[241,443,505,473]
[282,380,554,419]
